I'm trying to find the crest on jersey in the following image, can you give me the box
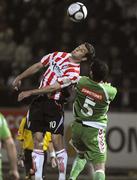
[51,61,63,76]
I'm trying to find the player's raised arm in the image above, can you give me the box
[17,76,73,101]
[12,62,43,90]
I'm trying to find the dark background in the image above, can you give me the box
[0,0,137,111]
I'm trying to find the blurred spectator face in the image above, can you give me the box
[0,32,4,40]
[4,28,14,42]
[110,46,119,57]
[101,33,111,46]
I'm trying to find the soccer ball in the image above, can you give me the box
[67,2,88,22]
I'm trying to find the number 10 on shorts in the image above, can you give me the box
[49,121,56,129]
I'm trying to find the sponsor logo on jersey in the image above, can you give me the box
[81,88,103,100]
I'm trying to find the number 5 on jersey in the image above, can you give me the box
[81,97,96,116]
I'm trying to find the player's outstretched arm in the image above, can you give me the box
[17,77,72,101]
[18,82,61,101]
[12,62,43,90]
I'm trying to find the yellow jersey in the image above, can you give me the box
[16,117,51,151]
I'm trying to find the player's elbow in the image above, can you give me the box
[34,62,43,71]
[50,83,61,92]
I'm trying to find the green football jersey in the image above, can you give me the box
[0,114,11,180]
[0,113,11,140]
[73,76,117,124]
[0,113,11,153]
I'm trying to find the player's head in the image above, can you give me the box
[90,59,109,82]
[84,42,95,60]
[71,42,95,62]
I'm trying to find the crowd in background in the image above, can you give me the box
[0,0,137,110]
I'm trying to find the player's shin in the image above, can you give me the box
[56,149,68,180]
[69,156,87,180]
[32,149,44,180]
[93,169,105,180]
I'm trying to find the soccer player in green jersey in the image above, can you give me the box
[0,113,19,180]
[69,60,117,180]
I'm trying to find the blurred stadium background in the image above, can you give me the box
[0,0,137,179]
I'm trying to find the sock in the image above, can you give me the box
[56,149,68,180]
[69,156,87,180]
[93,170,105,180]
[32,149,44,180]
[42,151,47,179]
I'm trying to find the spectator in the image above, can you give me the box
[14,37,32,71]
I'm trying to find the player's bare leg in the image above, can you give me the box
[52,134,68,180]
[32,132,44,180]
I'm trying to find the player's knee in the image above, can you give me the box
[33,133,43,149]
[52,134,64,150]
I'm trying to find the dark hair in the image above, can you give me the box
[84,42,96,60]
[90,59,109,82]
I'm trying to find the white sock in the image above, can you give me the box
[56,149,68,180]
[32,149,44,180]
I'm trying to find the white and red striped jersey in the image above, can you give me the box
[40,52,80,100]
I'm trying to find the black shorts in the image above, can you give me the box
[26,95,64,135]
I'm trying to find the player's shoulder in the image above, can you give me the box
[104,82,117,89]
[0,113,6,123]
[79,76,89,81]
[102,82,117,95]
[0,113,8,128]
[0,113,4,127]
[78,76,90,85]
[0,113,4,119]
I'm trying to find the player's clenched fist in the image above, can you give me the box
[18,91,32,101]
[12,76,22,91]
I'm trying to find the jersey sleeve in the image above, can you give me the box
[16,117,26,141]
[109,86,117,101]
[57,67,80,88]
[41,53,53,67]
[0,114,11,139]
[105,83,117,101]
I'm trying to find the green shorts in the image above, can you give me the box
[71,121,107,164]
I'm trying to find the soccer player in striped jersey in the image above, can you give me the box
[12,42,95,180]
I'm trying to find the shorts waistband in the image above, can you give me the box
[75,120,106,129]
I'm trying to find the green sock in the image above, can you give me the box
[69,156,87,180]
[93,170,105,180]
